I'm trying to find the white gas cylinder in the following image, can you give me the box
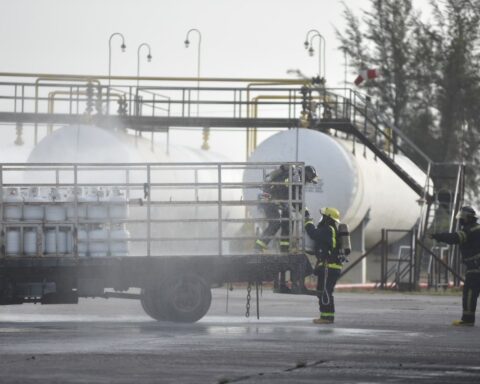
[45,229,68,254]
[88,227,108,257]
[23,187,45,221]
[3,188,23,221]
[109,188,128,220]
[87,189,108,221]
[66,188,88,221]
[6,229,20,255]
[110,225,130,256]
[76,229,87,256]
[45,188,66,222]
[23,228,39,255]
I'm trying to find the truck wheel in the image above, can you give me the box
[140,287,169,321]
[162,273,212,323]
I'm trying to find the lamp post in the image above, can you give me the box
[303,29,326,79]
[137,43,153,88]
[135,43,153,138]
[185,28,208,149]
[184,28,202,117]
[343,47,348,98]
[108,32,127,88]
[108,32,126,114]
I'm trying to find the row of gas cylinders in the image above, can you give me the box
[5,225,130,257]
[3,187,129,222]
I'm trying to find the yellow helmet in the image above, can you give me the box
[320,207,340,223]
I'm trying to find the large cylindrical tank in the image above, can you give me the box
[26,124,241,256]
[244,129,429,247]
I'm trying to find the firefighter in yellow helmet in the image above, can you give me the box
[305,207,344,324]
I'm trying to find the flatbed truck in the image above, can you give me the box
[0,162,313,322]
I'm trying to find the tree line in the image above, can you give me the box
[337,0,480,202]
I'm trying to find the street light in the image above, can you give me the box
[108,32,127,88]
[184,28,202,117]
[303,29,326,79]
[342,47,348,97]
[108,32,126,115]
[137,43,153,88]
[185,28,207,149]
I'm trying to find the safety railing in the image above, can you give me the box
[0,162,307,258]
[0,72,434,205]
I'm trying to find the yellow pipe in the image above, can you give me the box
[0,72,311,83]
[247,90,332,157]
[2,72,312,151]
[47,90,124,133]
[36,77,101,116]
[35,77,102,144]
[245,81,310,159]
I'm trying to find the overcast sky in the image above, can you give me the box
[0,0,379,82]
[0,0,430,160]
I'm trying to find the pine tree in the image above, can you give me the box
[337,0,417,131]
[337,0,480,200]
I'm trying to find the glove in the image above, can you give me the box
[304,208,310,219]
[258,192,271,201]
[429,233,439,241]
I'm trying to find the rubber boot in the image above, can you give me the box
[452,319,474,326]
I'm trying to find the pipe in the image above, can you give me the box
[47,90,124,133]
[245,81,310,159]
[0,72,310,83]
[35,77,101,145]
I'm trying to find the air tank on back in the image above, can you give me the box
[243,128,428,248]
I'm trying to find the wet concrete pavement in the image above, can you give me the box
[1,289,479,383]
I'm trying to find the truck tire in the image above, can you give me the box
[140,287,169,321]
[162,273,212,323]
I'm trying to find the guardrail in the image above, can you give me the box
[0,162,307,258]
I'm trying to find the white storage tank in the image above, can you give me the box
[26,124,241,257]
[3,188,23,221]
[244,128,429,248]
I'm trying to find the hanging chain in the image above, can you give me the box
[245,282,252,318]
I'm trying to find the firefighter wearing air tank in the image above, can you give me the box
[255,164,318,253]
[305,207,351,324]
[430,206,480,326]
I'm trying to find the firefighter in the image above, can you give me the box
[305,207,344,324]
[430,206,480,326]
[254,164,318,253]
